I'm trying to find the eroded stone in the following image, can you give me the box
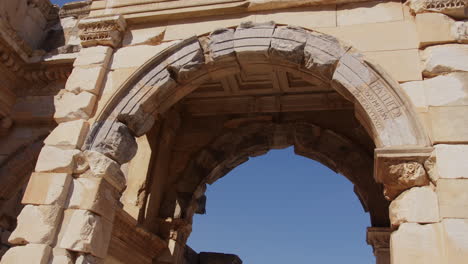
[270,26,307,64]
[65,66,107,95]
[35,146,81,173]
[58,209,113,259]
[422,44,468,77]
[85,150,126,192]
[22,172,72,207]
[91,122,137,165]
[54,92,97,123]
[389,186,439,227]
[8,205,61,245]
[44,119,90,149]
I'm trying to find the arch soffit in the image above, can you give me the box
[84,21,432,165]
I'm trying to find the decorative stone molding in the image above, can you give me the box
[78,15,127,48]
[374,147,433,200]
[59,1,92,18]
[367,227,391,252]
[406,0,468,18]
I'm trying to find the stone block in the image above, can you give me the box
[255,5,336,28]
[424,73,468,106]
[35,146,81,174]
[391,223,444,264]
[22,172,72,207]
[8,205,61,245]
[110,42,179,70]
[85,151,126,192]
[58,209,113,259]
[44,120,90,149]
[422,44,468,77]
[50,248,74,264]
[91,122,137,165]
[389,186,439,227]
[363,49,422,82]
[321,20,419,52]
[0,244,52,264]
[400,81,427,111]
[54,92,97,123]
[67,178,118,221]
[75,254,104,264]
[270,26,307,64]
[122,24,166,46]
[452,20,468,44]
[337,0,404,26]
[415,13,455,47]
[443,219,468,263]
[429,105,468,143]
[65,66,107,95]
[234,21,275,62]
[437,179,468,218]
[74,46,113,67]
[435,144,468,179]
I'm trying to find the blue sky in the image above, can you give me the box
[189,147,374,263]
[51,0,71,6]
[51,0,375,262]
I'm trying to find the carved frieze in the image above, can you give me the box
[78,15,127,48]
[406,0,468,18]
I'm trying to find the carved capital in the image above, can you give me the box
[78,15,127,48]
[374,147,433,200]
[366,227,392,251]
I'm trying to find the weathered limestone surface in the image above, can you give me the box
[443,218,468,263]
[54,92,97,123]
[44,120,90,149]
[65,66,107,95]
[50,248,74,264]
[422,44,468,76]
[400,81,427,111]
[74,46,113,67]
[389,186,439,227]
[424,73,468,106]
[8,205,61,245]
[58,209,113,259]
[337,1,404,26]
[437,178,468,218]
[0,243,52,264]
[381,162,430,200]
[435,144,468,179]
[35,146,81,174]
[391,223,445,264]
[429,105,468,142]
[67,178,117,221]
[22,172,72,207]
[416,13,457,47]
[91,122,137,165]
[85,151,126,192]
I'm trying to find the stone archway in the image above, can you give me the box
[3,21,437,264]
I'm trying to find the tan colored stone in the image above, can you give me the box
[35,146,81,173]
[400,81,427,112]
[76,254,103,264]
[391,223,445,264]
[389,186,439,227]
[452,20,468,44]
[122,24,166,46]
[8,205,61,245]
[85,151,126,192]
[437,178,468,218]
[110,41,179,70]
[58,209,113,258]
[363,49,422,82]
[0,244,52,264]
[443,218,468,263]
[422,44,468,77]
[50,248,74,264]
[415,13,456,47]
[54,92,97,123]
[429,106,468,143]
[424,73,468,106]
[321,20,419,52]
[44,120,90,149]
[22,172,72,207]
[74,46,113,67]
[435,144,468,179]
[65,66,107,95]
[337,0,404,26]
[67,178,118,221]
[255,5,336,28]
